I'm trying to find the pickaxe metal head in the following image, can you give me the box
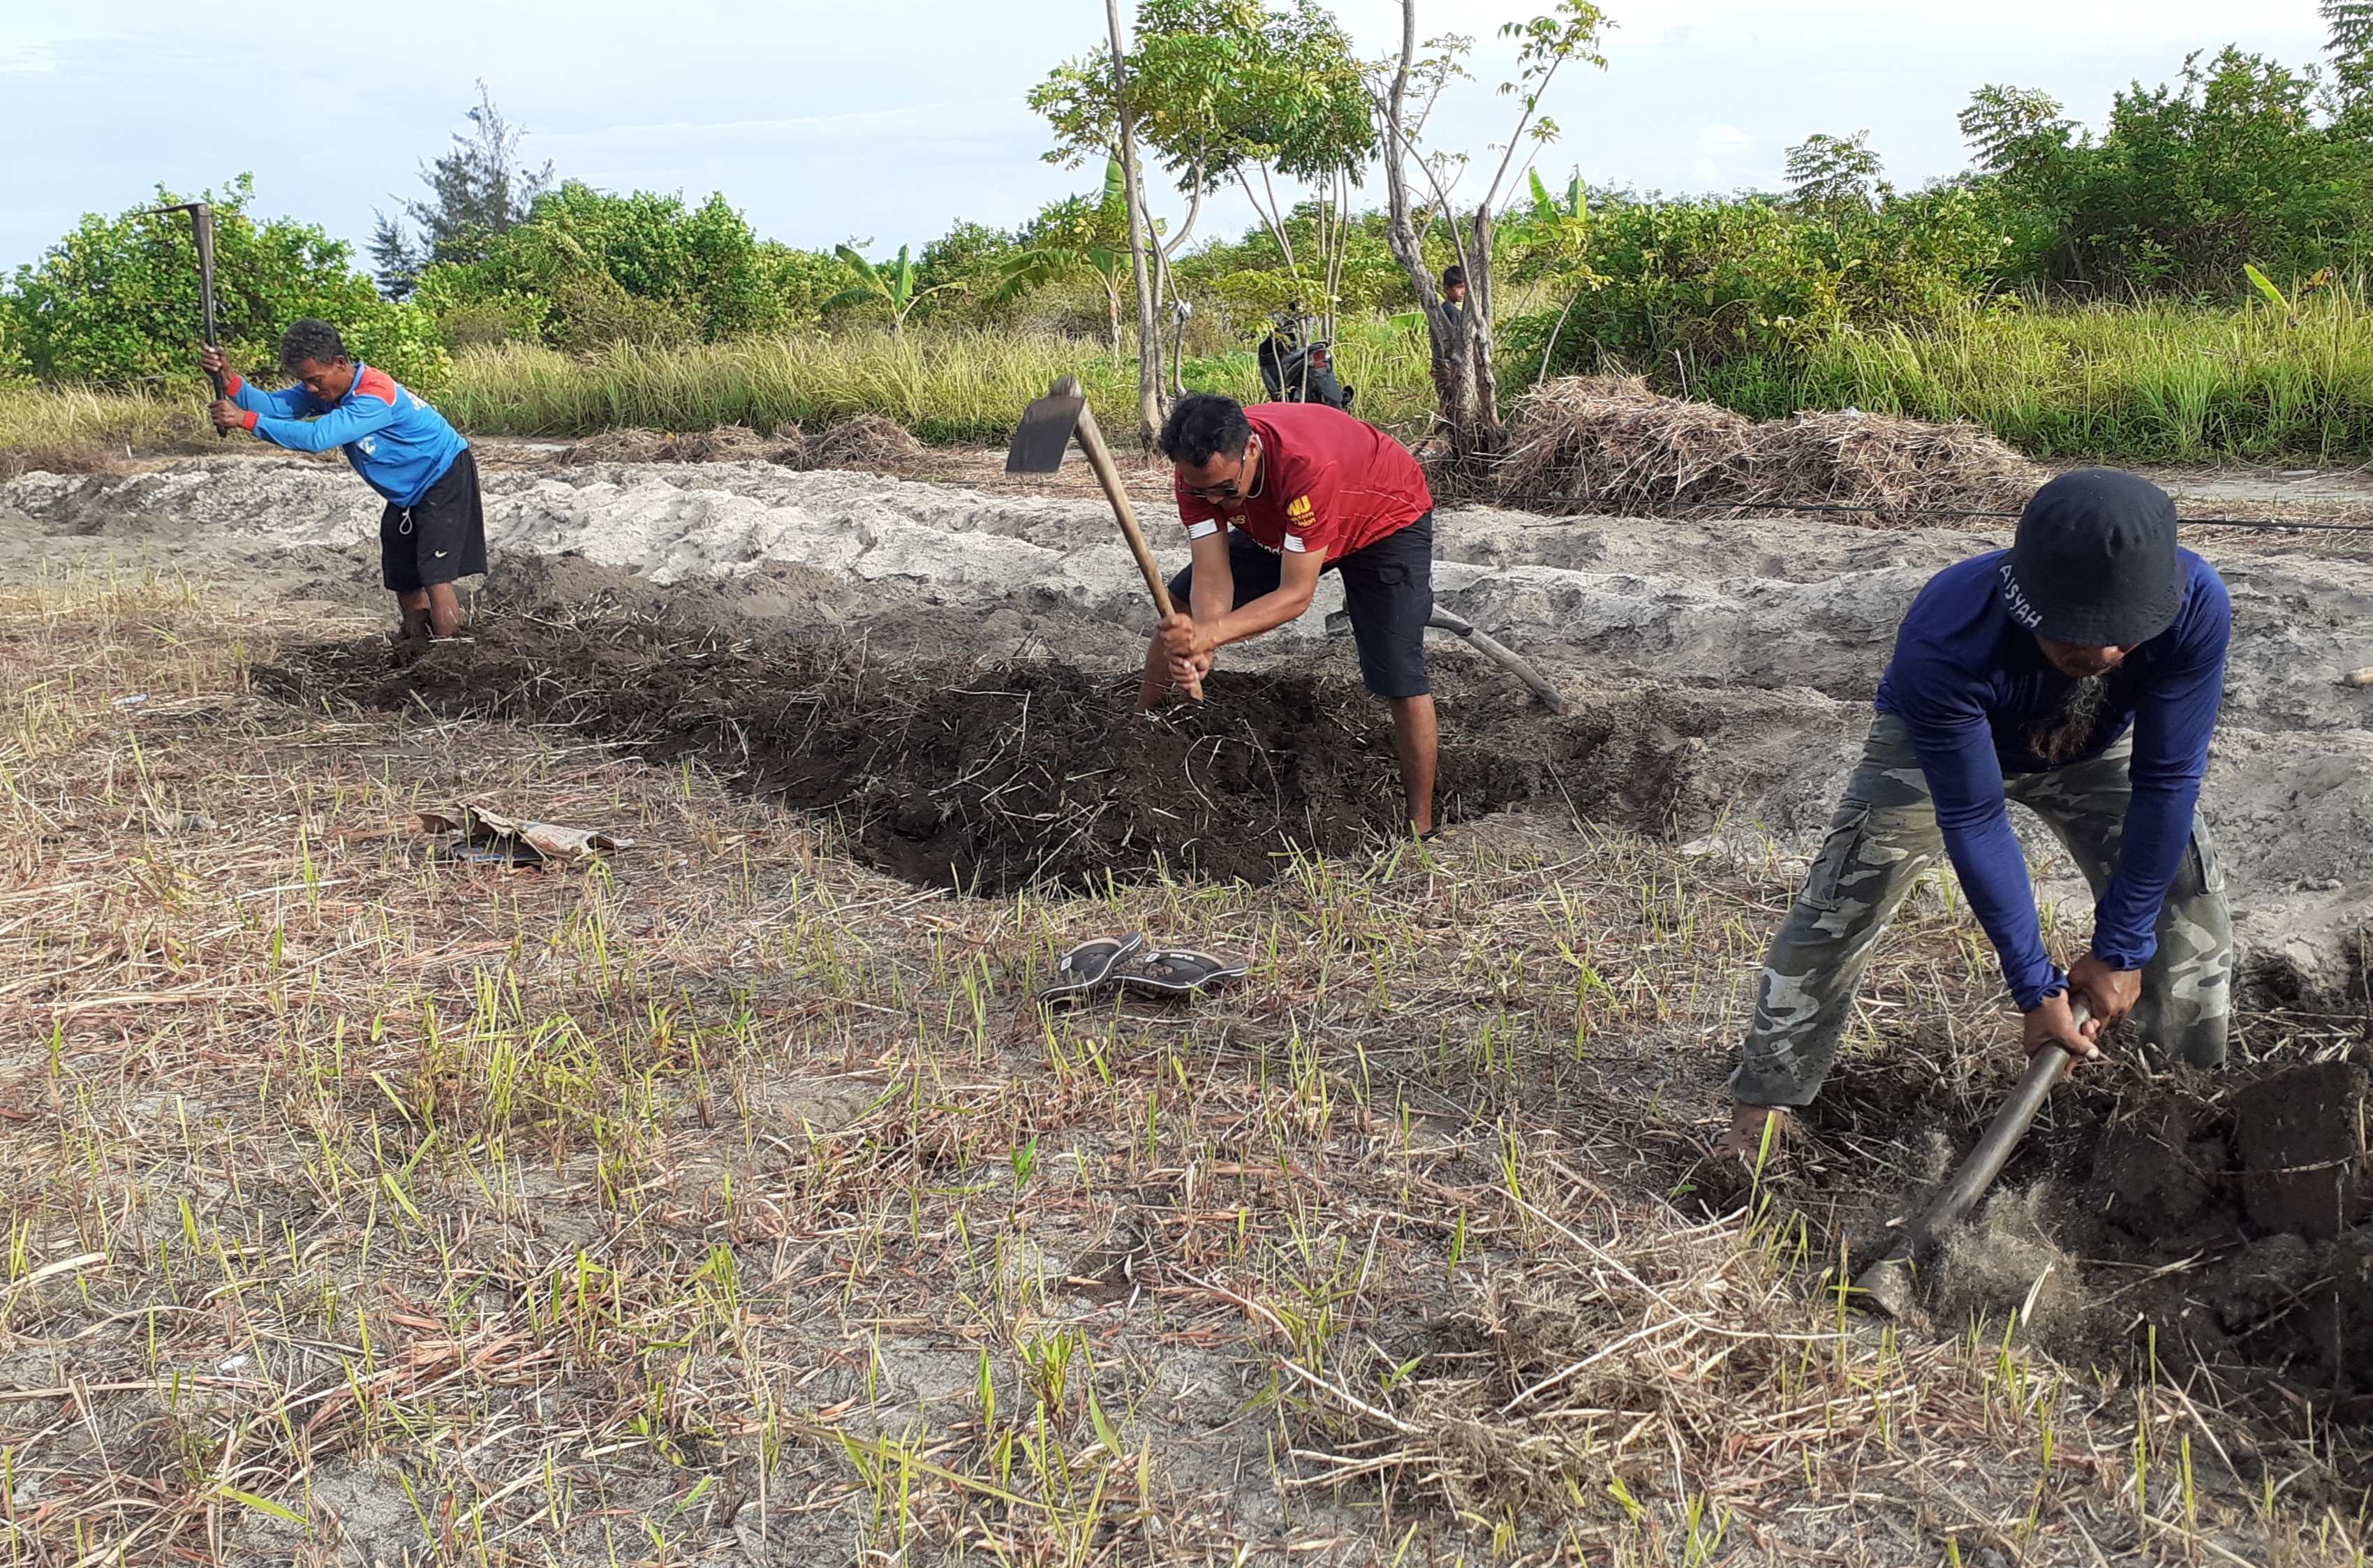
[1005,374,1086,475]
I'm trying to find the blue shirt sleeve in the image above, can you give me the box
[250,389,400,454]
[2091,572,2230,967]
[1895,657,2066,1010]
[226,373,318,420]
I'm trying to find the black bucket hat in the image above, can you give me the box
[1999,468,2183,647]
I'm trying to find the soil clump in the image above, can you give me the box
[259,613,1827,895]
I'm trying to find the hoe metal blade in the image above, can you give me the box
[1006,390,1085,474]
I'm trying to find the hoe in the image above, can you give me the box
[1006,377,1569,712]
[143,201,225,438]
[1852,1000,2092,1319]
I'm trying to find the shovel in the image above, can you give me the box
[1007,376,1201,700]
[144,202,225,438]
[1851,1000,2091,1319]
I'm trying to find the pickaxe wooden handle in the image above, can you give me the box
[1049,376,1202,701]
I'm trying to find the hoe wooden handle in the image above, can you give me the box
[1851,1000,2090,1317]
[1055,378,1202,702]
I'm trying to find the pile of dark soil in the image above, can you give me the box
[2051,1057,2373,1415]
[258,613,1816,894]
[1809,1042,2373,1431]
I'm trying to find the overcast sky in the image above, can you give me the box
[0,0,2331,275]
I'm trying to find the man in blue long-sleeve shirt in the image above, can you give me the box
[1724,468,2233,1159]
[205,318,483,646]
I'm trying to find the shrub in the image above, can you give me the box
[413,184,832,350]
[1,175,449,391]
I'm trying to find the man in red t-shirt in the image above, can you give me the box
[1143,393,1440,835]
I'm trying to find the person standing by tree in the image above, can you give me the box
[205,318,483,650]
[1143,392,1440,836]
[1723,471,2233,1160]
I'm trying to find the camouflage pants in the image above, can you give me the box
[1732,712,2231,1109]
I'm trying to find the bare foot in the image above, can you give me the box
[1720,1103,1789,1164]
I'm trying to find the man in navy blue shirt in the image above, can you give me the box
[1724,468,2233,1159]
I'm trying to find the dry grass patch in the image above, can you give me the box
[1491,376,2046,522]
[0,579,2356,1565]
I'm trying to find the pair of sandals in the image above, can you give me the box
[1040,933,1247,1003]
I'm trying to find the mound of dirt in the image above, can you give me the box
[556,416,925,474]
[1842,1053,2373,1421]
[1493,375,2047,522]
[0,445,116,482]
[256,614,1840,894]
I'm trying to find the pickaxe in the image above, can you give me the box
[142,202,224,437]
[1007,376,1200,699]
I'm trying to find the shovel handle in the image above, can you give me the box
[1056,378,1202,702]
[1852,1000,2089,1303]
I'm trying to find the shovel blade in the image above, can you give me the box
[1006,392,1084,475]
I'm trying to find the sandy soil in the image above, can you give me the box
[10,450,2373,1007]
[6,448,2373,1552]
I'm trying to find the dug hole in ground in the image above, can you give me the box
[4,427,2373,1565]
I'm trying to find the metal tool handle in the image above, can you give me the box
[1052,377,1202,702]
[1852,999,2090,1312]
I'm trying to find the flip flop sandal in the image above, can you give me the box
[1114,949,1249,997]
[1038,933,1146,1001]
[429,838,547,867]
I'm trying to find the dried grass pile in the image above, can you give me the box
[560,415,925,474]
[1292,1218,1816,1520]
[785,412,926,473]
[1493,376,2047,524]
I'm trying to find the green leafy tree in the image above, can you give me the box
[413,184,801,349]
[1962,48,2373,291]
[2327,0,2373,103]
[3,175,448,390]
[996,163,1137,351]
[1784,131,1886,214]
[368,82,553,299]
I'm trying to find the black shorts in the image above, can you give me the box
[381,448,488,592]
[1167,510,1434,697]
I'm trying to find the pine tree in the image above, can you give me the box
[2324,0,2373,102]
[368,83,554,299]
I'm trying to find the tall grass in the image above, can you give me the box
[0,385,210,454]
[1768,293,2373,461]
[10,299,2373,465]
[446,320,1449,446]
[441,330,1150,445]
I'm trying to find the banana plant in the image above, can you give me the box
[2242,262,2334,329]
[822,244,961,337]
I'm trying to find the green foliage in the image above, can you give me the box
[1784,132,1886,213]
[411,183,821,350]
[1501,184,2011,383]
[1969,48,2373,291]
[1,175,449,391]
[1033,0,1373,198]
[823,244,964,336]
[369,82,554,299]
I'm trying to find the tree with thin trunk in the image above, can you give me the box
[1375,1,1609,468]
[1104,0,1167,445]
[1030,2,1370,418]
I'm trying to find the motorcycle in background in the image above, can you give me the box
[1254,308,1354,411]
